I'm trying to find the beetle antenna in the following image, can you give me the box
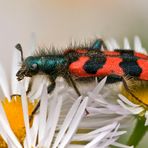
[15,43,24,62]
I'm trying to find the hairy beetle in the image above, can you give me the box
[16,39,148,117]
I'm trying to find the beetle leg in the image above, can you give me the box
[68,74,89,115]
[68,74,81,96]
[47,81,56,94]
[92,39,107,50]
[29,101,41,122]
[29,78,56,122]
[26,78,34,95]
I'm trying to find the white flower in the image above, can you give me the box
[0,66,128,147]
[0,36,147,148]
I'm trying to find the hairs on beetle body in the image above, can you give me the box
[32,40,97,57]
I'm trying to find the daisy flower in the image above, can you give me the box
[0,36,146,148]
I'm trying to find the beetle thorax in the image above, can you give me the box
[39,56,68,75]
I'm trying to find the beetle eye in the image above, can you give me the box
[30,63,38,70]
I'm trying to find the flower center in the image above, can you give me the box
[0,96,35,146]
[121,81,148,109]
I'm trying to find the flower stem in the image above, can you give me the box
[127,116,148,147]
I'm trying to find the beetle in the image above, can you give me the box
[16,39,148,117]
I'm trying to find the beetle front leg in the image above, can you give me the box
[47,81,56,94]
[26,77,34,95]
[29,77,56,122]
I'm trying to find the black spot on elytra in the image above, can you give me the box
[83,53,106,74]
[114,49,134,55]
[119,50,142,76]
[97,75,122,83]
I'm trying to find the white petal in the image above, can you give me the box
[106,105,130,115]
[0,116,22,148]
[134,36,147,54]
[53,96,83,148]
[92,77,107,94]
[112,142,134,148]
[19,81,32,147]
[0,64,10,101]
[42,93,63,147]
[124,37,131,49]
[110,38,120,49]
[134,36,142,51]
[24,77,30,92]
[68,145,84,148]
[98,137,118,148]
[118,94,140,107]
[92,98,108,105]
[59,97,88,148]
[105,40,114,51]
[73,122,118,141]
[87,107,117,115]
[0,102,16,146]
[27,76,45,100]
[29,116,39,147]
[29,84,44,101]
[11,48,21,95]
[84,131,111,148]
[84,122,118,136]
[117,100,144,114]
[110,130,127,137]
[109,123,120,139]
[38,85,49,143]
[0,101,10,124]
[145,111,148,126]
[80,115,127,129]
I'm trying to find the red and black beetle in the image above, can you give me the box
[15,39,148,116]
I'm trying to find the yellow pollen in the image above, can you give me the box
[0,96,35,147]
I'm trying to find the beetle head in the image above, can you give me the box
[16,56,40,81]
[16,44,39,81]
